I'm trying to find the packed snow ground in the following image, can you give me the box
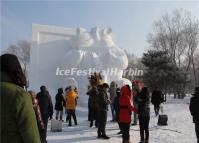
[47,96,196,143]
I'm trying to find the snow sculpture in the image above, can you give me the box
[30,24,131,105]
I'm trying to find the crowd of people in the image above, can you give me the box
[1,53,199,143]
[86,80,151,143]
[0,54,79,143]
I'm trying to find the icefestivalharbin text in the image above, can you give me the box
[55,67,143,77]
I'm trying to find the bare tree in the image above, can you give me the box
[193,50,199,86]
[7,40,30,77]
[183,15,199,85]
[147,9,199,97]
[124,51,145,81]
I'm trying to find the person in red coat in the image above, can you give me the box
[119,85,137,143]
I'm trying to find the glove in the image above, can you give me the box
[40,122,45,129]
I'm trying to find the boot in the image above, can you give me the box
[68,118,72,126]
[101,135,110,139]
[60,116,63,121]
[127,139,132,143]
[95,121,98,128]
[140,130,144,143]
[97,134,101,139]
[97,132,102,138]
[101,129,109,139]
[123,139,131,143]
[145,131,149,143]
[90,121,93,127]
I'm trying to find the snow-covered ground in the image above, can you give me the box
[47,96,196,143]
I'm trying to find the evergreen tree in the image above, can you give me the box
[142,50,181,96]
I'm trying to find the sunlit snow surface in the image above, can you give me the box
[47,96,196,143]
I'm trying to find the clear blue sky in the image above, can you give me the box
[1,1,199,57]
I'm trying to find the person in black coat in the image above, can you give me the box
[190,87,199,143]
[97,83,110,140]
[55,88,65,121]
[151,89,164,116]
[113,87,123,134]
[137,87,150,143]
[132,87,140,126]
[37,85,53,143]
[87,86,99,127]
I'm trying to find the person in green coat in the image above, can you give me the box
[0,54,41,143]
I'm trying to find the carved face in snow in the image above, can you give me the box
[61,27,128,71]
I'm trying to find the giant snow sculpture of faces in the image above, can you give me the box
[30,25,130,106]
[61,27,129,98]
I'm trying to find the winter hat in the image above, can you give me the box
[58,88,63,94]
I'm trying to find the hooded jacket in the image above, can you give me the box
[137,87,150,117]
[37,90,53,120]
[98,87,109,111]
[87,86,99,108]
[55,89,65,111]
[119,85,137,123]
[151,90,164,105]
[65,90,78,110]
